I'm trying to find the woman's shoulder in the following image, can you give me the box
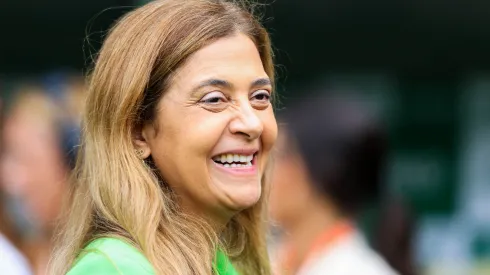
[67,237,155,275]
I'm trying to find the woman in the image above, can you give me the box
[49,0,277,274]
[269,94,398,275]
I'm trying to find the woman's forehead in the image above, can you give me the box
[171,34,266,84]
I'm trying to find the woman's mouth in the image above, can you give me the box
[212,153,256,168]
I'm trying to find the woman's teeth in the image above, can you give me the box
[212,154,254,167]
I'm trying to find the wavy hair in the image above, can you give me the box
[49,0,274,274]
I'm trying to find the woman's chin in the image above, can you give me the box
[229,189,262,211]
[213,180,262,213]
[208,160,262,211]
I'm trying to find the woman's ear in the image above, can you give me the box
[133,123,152,159]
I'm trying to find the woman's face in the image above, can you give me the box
[137,33,277,221]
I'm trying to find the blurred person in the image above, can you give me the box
[269,94,398,275]
[0,86,80,275]
[49,0,278,274]
[0,99,33,275]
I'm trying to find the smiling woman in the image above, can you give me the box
[136,32,277,225]
[48,1,277,275]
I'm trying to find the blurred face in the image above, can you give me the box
[269,133,312,228]
[0,111,67,229]
[137,33,277,222]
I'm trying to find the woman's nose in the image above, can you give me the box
[229,102,263,140]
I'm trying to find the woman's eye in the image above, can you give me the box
[199,91,227,104]
[251,89,271,102]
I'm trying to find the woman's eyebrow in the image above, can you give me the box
[193,78,233,91]
[191,77,271,93]
[250,77,271,89]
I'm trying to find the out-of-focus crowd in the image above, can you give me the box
[0,74,85,275]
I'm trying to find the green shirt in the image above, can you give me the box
[67,237,238,275]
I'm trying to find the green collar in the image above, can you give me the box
[213,250,239,275]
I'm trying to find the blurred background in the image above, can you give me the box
[0,0,489,275]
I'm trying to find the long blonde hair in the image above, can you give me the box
[49,0,275,274]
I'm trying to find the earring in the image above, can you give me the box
[135,149,145,158]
